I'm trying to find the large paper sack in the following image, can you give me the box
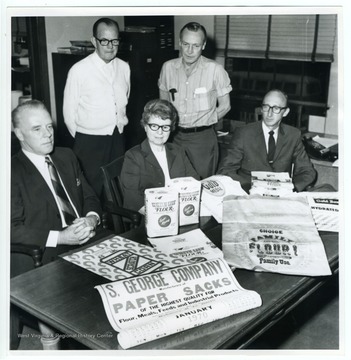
[222,195,331,276]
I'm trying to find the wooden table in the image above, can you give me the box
[10,220,338,350]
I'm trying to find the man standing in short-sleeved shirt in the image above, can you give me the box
[159,22,232,179]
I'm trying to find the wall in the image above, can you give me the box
[174,15,215,50]
[45,15,338,137]
[45,15,209,124]
[45,16,124,123]
[175,16,338,137]
[324,35,338,136]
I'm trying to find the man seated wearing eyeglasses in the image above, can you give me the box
[63,18,130,200]
[218,89,316,193]
[120,99,199,212]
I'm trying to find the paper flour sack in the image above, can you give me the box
[145,188,179,238]
[168,177,201,226]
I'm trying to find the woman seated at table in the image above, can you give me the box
[120,99,199,212]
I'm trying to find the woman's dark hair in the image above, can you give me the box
[141,99,179,131]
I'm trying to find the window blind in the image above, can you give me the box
[215,14,337,62]
[215,15,270,58]
[316,15,338,62]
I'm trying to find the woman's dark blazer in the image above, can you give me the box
[120,139,200,211]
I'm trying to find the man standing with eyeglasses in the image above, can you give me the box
[63,17,130,200]
[158,22,232,180]
[218,89,316,193]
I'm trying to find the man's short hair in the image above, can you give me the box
[180,22,207,43]
[12,100,50,129]
[93,18,120,37]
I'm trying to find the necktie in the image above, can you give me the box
[268,130,276,164]
[45,156,76,226]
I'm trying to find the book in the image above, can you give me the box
[70,45,95,55]
[57,47,71,54]
[124,25,156,33]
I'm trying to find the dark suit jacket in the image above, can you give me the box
[121,139,200,211]
[11,147,102,252]
[218,121,316,193]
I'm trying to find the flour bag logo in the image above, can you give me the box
[158,215,171,227]
[183,204,195,216]
[202,179,225,197]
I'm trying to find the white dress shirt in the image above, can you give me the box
[150,144,171,186]
[22,150,100,247]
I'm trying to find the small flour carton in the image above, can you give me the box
[145,187,179,238]
[168,177,201,226]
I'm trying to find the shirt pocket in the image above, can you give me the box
[192,88,216,113]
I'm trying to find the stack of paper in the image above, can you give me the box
[250,171,294,197]
[293,192,339,232]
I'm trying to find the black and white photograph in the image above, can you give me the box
[1,1,349,359]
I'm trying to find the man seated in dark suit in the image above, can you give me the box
[218,89,317,193]
[11,100,105,265]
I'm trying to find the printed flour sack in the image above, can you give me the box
[168,177,201,226]
[200,175,247,223]
[145,187,179,237]
[222,195,331,276]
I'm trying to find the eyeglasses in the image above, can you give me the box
[147,124,171,132]
[261,104,288,114]
[94,37,120,46]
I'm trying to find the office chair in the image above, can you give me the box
[11,244,43,269]
[10,244,43,350]
[100,156,142,234]
[239,107,262,123]
[254,107,262,121]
